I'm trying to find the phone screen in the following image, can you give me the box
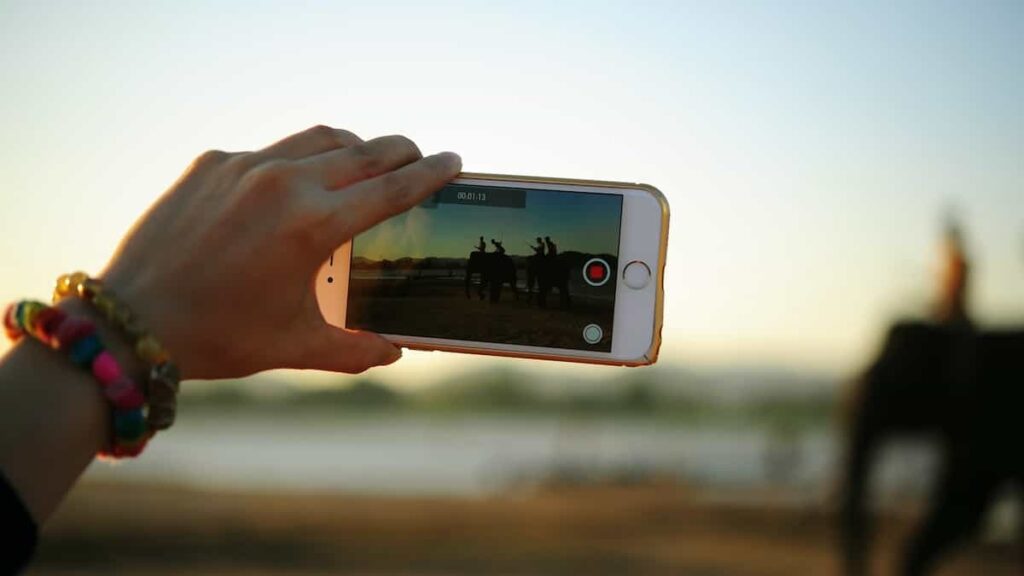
[347,183,623,351]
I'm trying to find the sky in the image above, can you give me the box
[0,1,1021,384]
[354,188,623,260]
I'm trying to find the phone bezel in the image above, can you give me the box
[316,172,668,366]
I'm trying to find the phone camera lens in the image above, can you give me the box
[327,276,334,284]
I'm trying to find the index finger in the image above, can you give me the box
[241,125,363,170]
[318,151,462,250]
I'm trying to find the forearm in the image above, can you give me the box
[0,297,144,524]
[0,124,456,526]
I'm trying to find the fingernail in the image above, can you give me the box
[437,151,462,172]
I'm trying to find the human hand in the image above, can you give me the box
[99,125,461,379]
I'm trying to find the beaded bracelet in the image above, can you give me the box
[3,300,153,459]
[53,272,180,431]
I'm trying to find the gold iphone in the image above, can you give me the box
[317,173,669,366]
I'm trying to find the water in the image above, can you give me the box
[83,413,938,500]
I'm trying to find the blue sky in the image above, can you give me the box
[1,1,1021,382]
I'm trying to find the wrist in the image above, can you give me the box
[54,272,182,432]
[97,268,197,379]
[0,306,113,522]
[54,298,148,381]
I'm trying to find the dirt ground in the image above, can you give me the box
[26,481,1018,576]
[347,277,615,350]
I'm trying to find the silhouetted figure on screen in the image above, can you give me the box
[530,237,545,257]
[544,236,558,257]
[532,236,569,308]
[839,215,1023,576]
[526,237,545,300]
[465,237,517,302]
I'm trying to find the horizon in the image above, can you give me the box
[353,188,623,261]
[187,355,844,407]
[1,1,1021,380]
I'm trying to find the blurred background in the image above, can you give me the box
[1,1,1021,574]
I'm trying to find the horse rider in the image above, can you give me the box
[528,237,545,257]
[935,215,971,327]
[544,236,558,257]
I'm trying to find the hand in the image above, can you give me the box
[99,125,461,379]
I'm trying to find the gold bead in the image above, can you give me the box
[122,318,146,341]
[55,274,73,298]
[136,336,169,365]
[93,293,116,317]
[68,271,88,291]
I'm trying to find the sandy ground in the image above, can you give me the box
[25,481,1018,576]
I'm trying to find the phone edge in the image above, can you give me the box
[320,172,669,367]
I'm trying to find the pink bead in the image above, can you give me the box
[104,377,145,410]
[91,351,123,385]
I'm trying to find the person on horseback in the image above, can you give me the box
[839,214,1001,576]
[530,237,545,257]
[544,236,557,257]
[935,214,971,327]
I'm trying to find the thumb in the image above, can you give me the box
[296,323,402,373]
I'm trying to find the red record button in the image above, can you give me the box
[583,258,611,287]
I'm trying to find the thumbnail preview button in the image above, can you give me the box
[582,323,603,344]
[582,258,611,287]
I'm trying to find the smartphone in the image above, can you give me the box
[316,172,669,366]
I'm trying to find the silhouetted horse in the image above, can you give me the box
[535,254,570,309]
[840,321,1024,576]
[465,251,517,302]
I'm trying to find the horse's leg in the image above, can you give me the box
[839,378,877,576]
[901,455,996,576]
[490,279,501,302]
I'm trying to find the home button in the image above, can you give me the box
[622,261,651,290]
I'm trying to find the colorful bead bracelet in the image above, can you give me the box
[53,272,180,431]
[4,300,153,459]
